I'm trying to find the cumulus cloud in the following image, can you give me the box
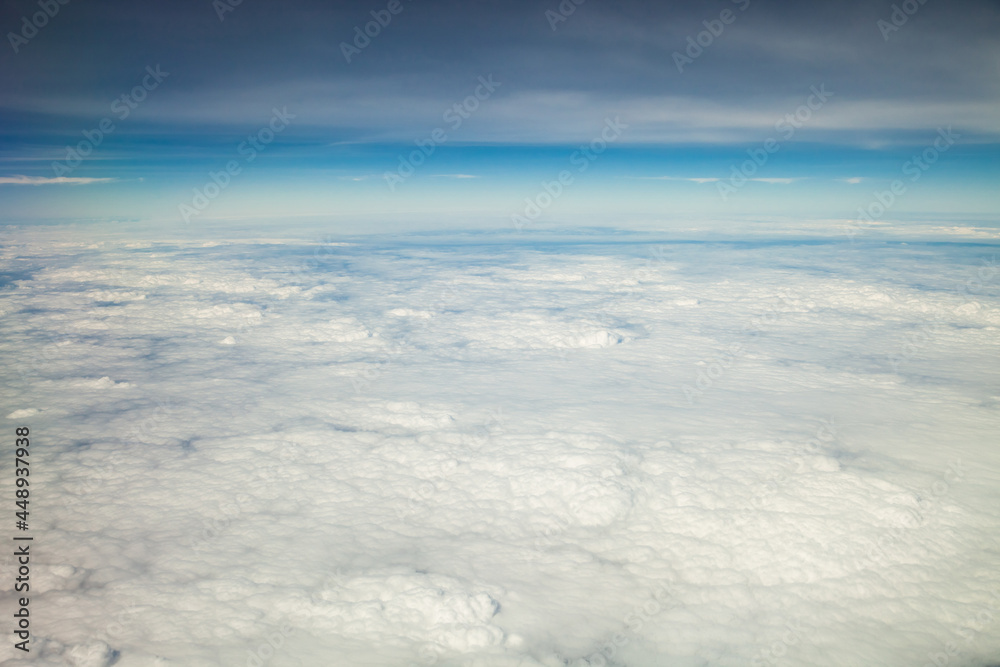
[0,225,998,666]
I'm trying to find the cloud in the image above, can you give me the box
[629,176,796,184]
[631,176,721,183]
[0,175,117,185]
[1,225,998,666]
[0,0,998,160]
[16,84,998,145]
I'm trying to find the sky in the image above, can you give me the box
[2,3,1000,666]
[0,0,999,228]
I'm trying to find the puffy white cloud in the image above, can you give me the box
[0,225,998,666]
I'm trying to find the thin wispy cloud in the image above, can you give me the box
[631,176,721,183]
[0,175,117,186]
[629,176,798,184]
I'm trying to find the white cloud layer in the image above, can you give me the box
[0,225,998,666]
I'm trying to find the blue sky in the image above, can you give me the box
[1,0,998,227]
